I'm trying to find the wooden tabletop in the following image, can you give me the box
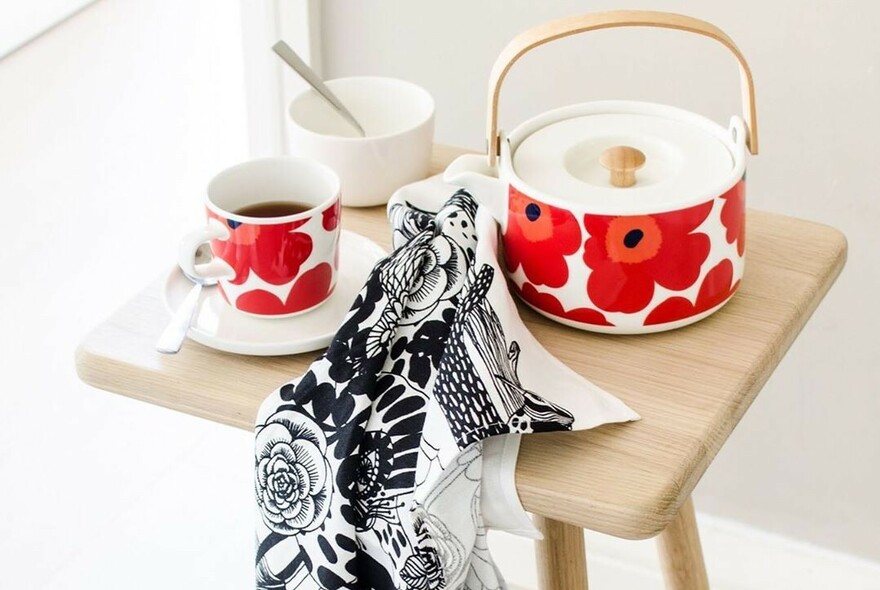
[75,145,846,540]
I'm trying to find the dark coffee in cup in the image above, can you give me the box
[235,200,312,218]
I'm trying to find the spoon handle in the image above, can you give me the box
[272,41,366,137]
[156,282,203,354]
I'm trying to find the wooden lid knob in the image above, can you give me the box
[600,146,646,188]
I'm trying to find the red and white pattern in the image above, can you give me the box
[208,199,341,317]
[502,179,746,333]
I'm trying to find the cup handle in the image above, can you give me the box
[177,219,235,281]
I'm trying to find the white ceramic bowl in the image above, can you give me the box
[288,76,435,207]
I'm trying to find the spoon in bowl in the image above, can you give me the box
[272,40,366,137]
[156,244,217,354]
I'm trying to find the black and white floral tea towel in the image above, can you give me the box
[254,180,638,589]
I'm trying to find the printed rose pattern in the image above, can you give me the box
[645,258,741,325]
[403,234,466,324]
[504,186,581,288]
[720,179,746,256]
[515,282,612,326]
[255,409,332,535]
[582,202,713,313]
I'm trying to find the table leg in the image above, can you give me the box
[657,496,710,590]
[534,515,589,590]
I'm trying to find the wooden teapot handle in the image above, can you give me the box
[486,10,758,166]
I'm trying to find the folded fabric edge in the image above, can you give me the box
[481,434,544,540]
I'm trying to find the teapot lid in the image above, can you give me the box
[509,102,744,214]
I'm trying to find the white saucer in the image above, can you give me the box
[163,230,386,356]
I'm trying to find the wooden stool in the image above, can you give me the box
[533,498,708,590]
[76,145,847,589]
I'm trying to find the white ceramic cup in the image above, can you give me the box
[288,76,435,207]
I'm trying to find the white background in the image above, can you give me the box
[0,0,95,57]
[0,0,877,588]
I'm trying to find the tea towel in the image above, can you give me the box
[254,189,638,589]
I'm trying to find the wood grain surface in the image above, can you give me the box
[657,497,710,589]
[534,515,590,589]
[75,144,846,539]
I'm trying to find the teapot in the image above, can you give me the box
[445,11,756,334]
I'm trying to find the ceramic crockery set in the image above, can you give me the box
[168,156,387,356]
[163,74,435,355]
[164,10,757,355]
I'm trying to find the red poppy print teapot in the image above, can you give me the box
[444,11,756,334]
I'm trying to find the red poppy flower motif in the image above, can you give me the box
[236,263,334,315]
[208,211,312,285]
[322,200,341,231]
[504,187,581,288]
[720,179,746,256]
[583,202,713,314]
[644,259,740,325]
[516,282,612,326]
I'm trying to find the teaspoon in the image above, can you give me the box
[272,40,367,137]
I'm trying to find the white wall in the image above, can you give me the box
[0,1,255,587]
[0,0,96,57]
[321,0,880,562]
